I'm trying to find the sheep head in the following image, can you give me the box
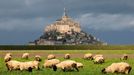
[35,57,42,62]
[101,68,106,74]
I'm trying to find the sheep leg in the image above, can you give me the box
[72,63,79,72]
[52,65,57,71]
[62,68,66,72]
[37,66,40,70]
[6,63,10,71]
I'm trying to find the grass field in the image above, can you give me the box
[0,50,134,75]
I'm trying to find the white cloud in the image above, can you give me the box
[75,13,134,31]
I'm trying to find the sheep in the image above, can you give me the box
[19,60,40,72]
[93,56,104,64]
[93,54,104,64]
[83,53,93,60]
[47,54,56,60]
[120,54,128,60]
[93,54,103,60]
[64,53,71,59]
[5,60,21,71]
[35,55,42,61]
[43,59,60,68]
[5,53,12,57]
[22,53,29,59]
[102,62,132,74]
[19,56,42,72]
[76,62,83,68]
[4,54,12,62]
[52,60,79,72]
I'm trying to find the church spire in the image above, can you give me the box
[63,8,67,16]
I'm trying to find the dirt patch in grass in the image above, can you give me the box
[0,50,134,59]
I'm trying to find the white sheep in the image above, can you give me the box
[4,54,12,62]
[5,53,12,57]
[102,62,132,74]
[47,54,56,60]
[93,56,104,64]
[5,60,21,71]
[83,53,93,60]
[22,53,29,59]
[5,58,33,72]
[19,55,41,72]
[52,60,79,72]
[43,59,60,68]
[76,62,83,68]
[64,53,71,59]
[19,60,40,72]
[93,54,103,59]
[120,54,128,60]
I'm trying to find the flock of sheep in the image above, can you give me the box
[4,52,132,74]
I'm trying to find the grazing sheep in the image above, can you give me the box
[43,59,60,68]
[5,53,12,57]
[47,54,56,60]
[93,54,103,59]
[83,53,93,60]
[22,53,29,59]
[102,62,132,74]
[93,56,104,64]
[35,55,42,61]
[76,62,83,68]
[19,56,42,72]
[64,53,71,59]
[120,54,128,60]
[6,60,21,71]
[4,54,12,62]
[52,60,79,72]
[19,60,40,72]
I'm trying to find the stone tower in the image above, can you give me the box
[45,8,81,34]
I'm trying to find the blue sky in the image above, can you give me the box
[0,0,134,45]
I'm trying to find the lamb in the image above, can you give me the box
[22,53,29,59]
[43,59,60,68]
[120,54,128,60]
[47,54,56,60]
[64,53,71,59]
[83,53,93,60]
[102,62,132,74]
[76,62,83,68]
[4,53,12,62]
[52,60,79,72]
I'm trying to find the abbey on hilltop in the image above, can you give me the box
[29,8,106,45]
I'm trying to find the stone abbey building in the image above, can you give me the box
[29,8,105,45]
[45,8,81,34]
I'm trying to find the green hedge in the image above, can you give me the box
[0,45,134,50]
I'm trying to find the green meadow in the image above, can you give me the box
[0,50,134,75]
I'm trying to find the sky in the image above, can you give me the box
[0,0,134,45]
